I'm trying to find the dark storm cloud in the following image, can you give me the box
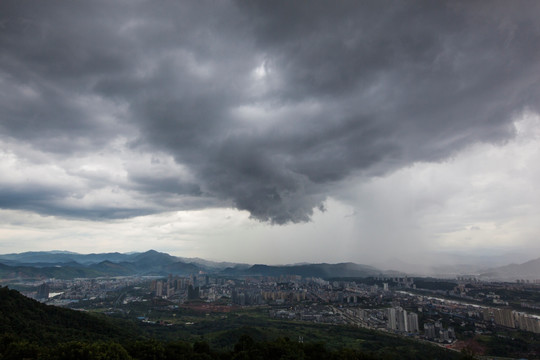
[1,1,539,223]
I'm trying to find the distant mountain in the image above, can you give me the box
[0,250,390,280]
[479,257,540,281]
[0,250,205,279]
[88,260,138,276]
[222,262,381,278]
[164,261,201,274]
[0,251,133,265]
[0,251,82,264]
[0,262,104,280]
[176,256,248,271]
[130,250,179,270]
[7,249,539,281]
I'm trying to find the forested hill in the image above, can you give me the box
[0,286,140,344]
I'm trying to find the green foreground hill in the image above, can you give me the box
[0,286,141,344]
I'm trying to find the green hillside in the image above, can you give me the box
[0,286,140,344]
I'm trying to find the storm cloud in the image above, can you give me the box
[1,0,539,224]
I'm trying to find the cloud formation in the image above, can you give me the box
[1,1,539,224]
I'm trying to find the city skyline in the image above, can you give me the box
[1,1,540,267]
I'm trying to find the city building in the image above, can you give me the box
[36,283,50,299]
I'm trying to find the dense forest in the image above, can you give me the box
[0,286,473,359]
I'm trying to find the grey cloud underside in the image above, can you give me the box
[1,0,539,223]
[0,185,149,219]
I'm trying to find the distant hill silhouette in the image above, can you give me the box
[236,262,380,278]
[0,250,390,280]
[3,249,540,281]
[479,257,540,280]
[0,250,200,279]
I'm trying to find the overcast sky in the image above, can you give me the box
[1,1,540,268]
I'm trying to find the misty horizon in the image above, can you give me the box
[2,248,539,279]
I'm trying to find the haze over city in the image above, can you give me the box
[1,1,540,270]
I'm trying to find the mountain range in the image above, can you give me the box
[478,258,540,281]
[0,250,384,280]
[0,250,539,281]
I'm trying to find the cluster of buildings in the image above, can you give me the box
[423,321,456,342]
[232,289,264,305]
[148,275,390,306]
[95,274,540,339]
[150,273,216,299]
[24,273,540,343]
[386,306,419,333]
[29,277,145,303]
[149,273,247,302]
[270,305,348,325]
[483,307,540,333]
[261,289,307,303]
